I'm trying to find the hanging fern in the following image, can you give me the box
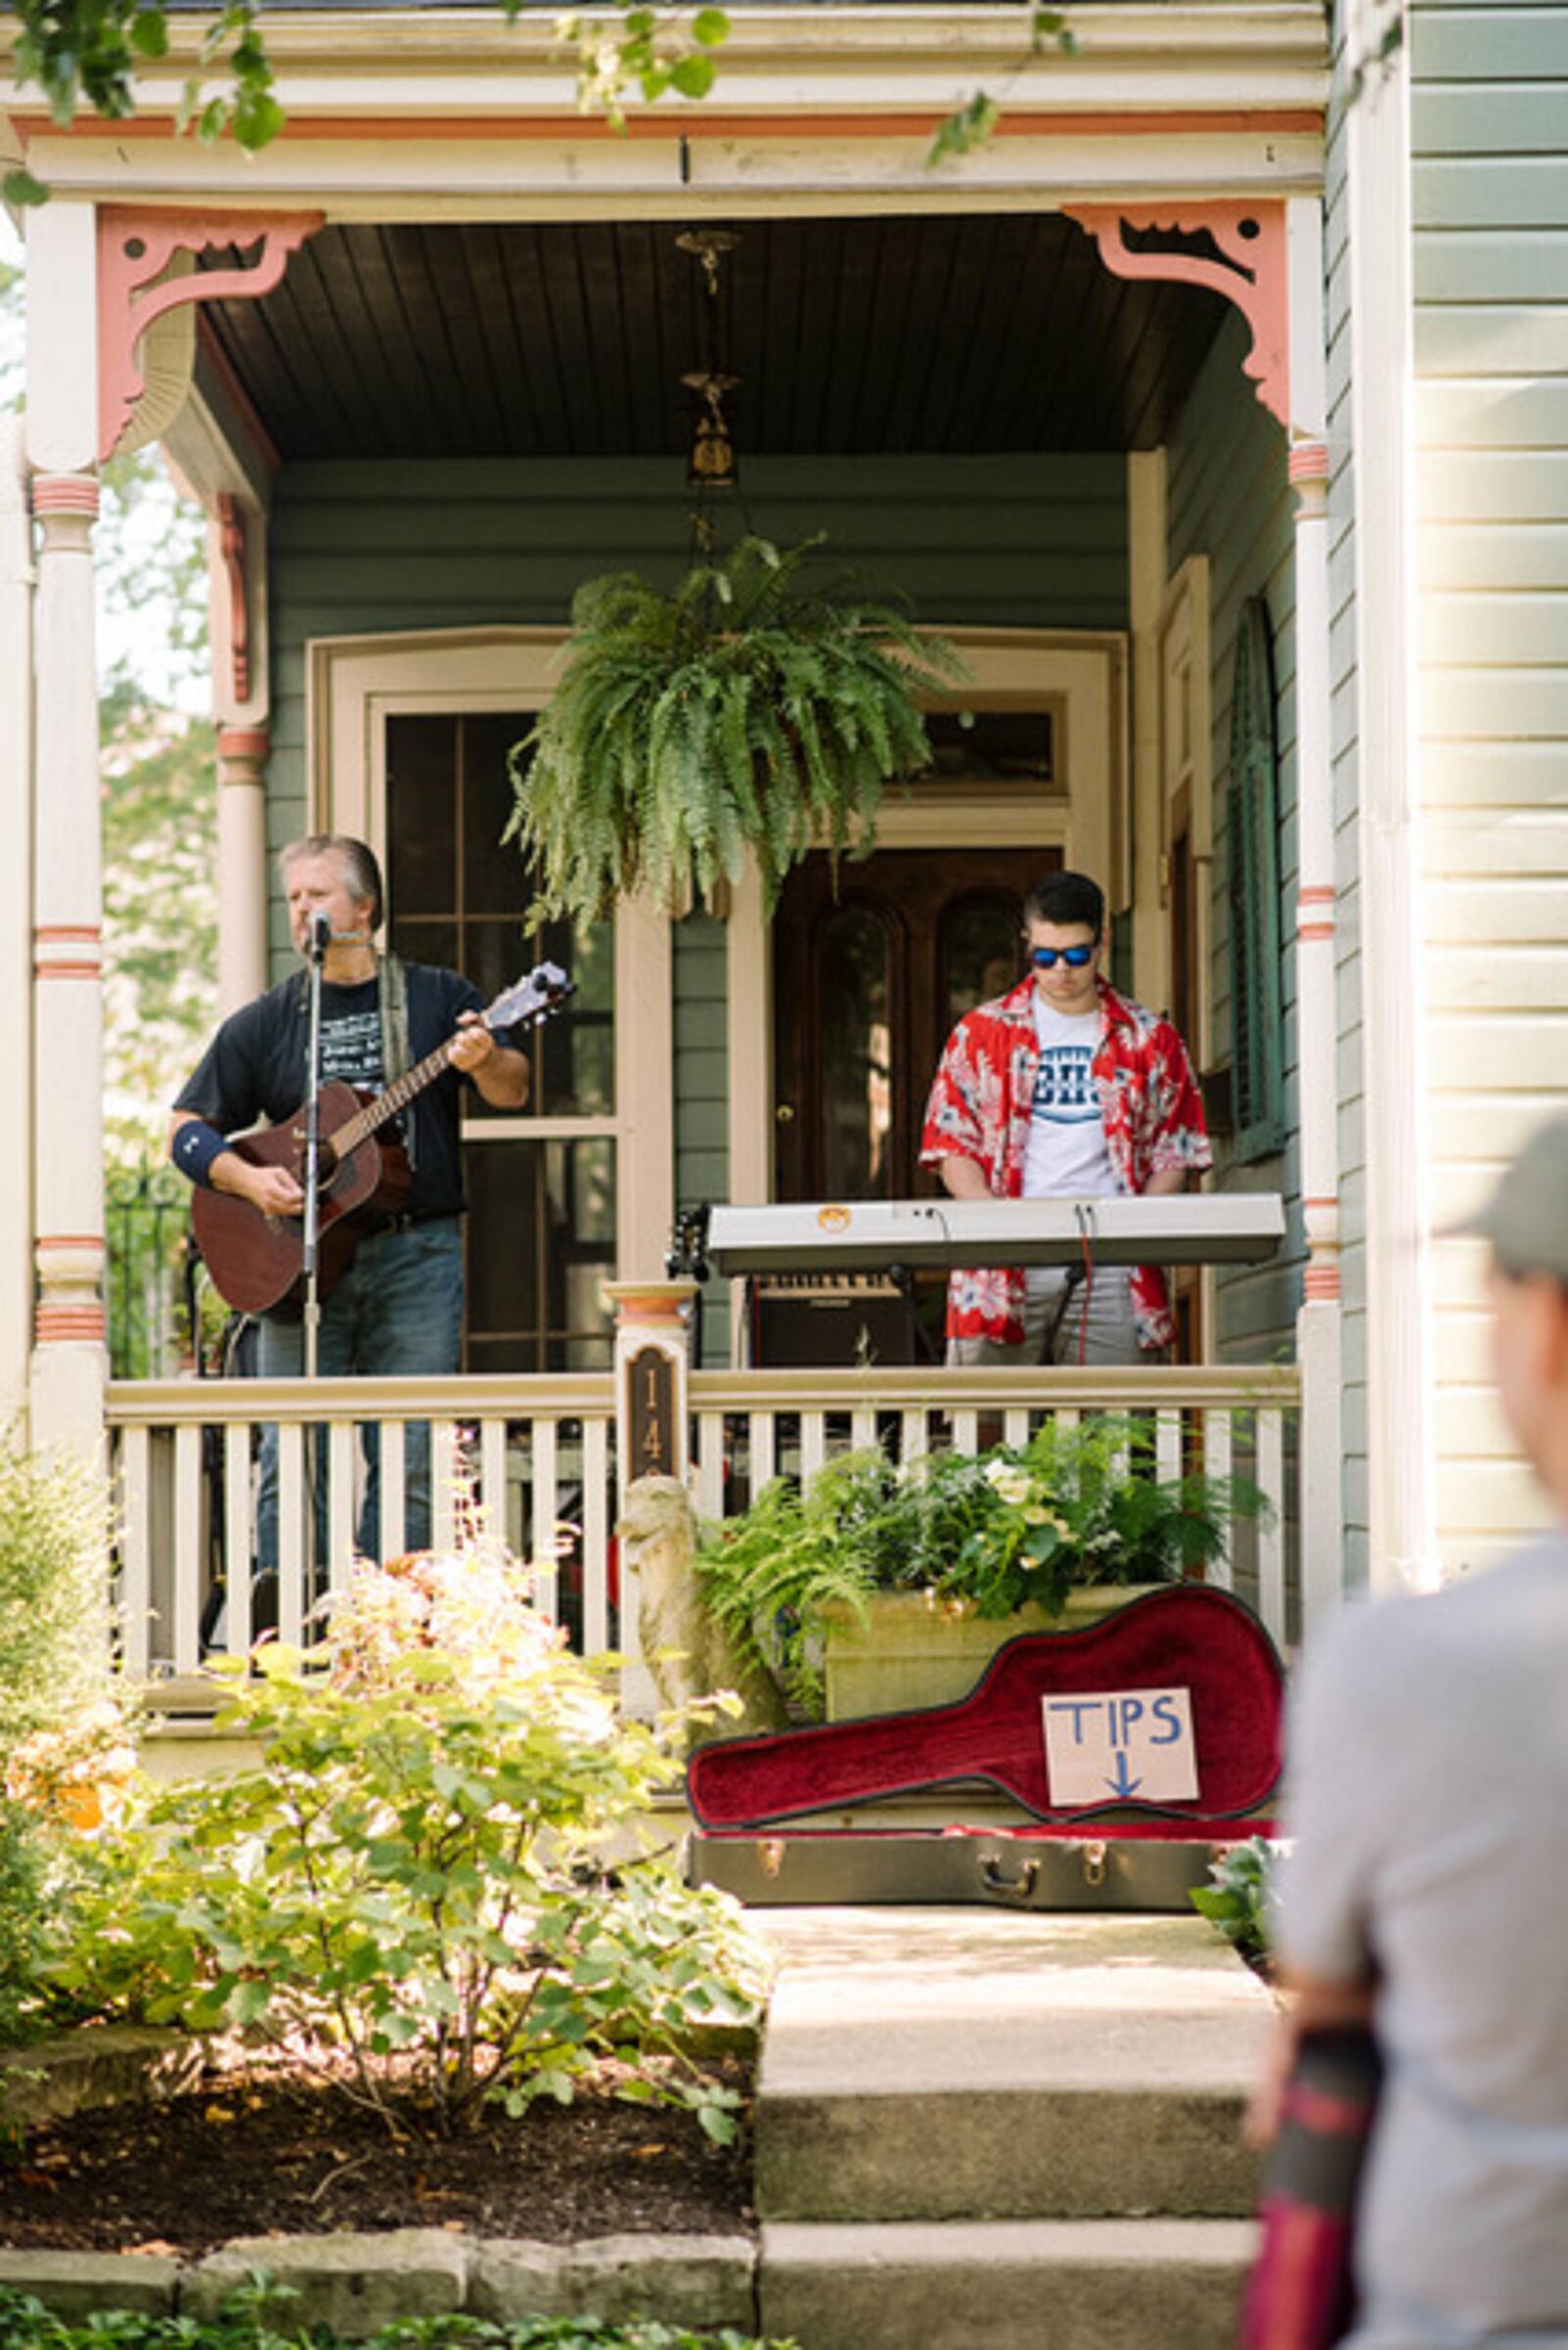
[506,533,964,924]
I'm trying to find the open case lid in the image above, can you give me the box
[687,1584,1284,1836]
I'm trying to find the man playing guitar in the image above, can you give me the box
[169,834,532,1576]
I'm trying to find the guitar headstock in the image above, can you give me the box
[484,962,576,1032]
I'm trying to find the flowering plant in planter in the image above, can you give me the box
[695,1417,1269,1717]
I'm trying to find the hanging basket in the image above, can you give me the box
[506,533,964,926]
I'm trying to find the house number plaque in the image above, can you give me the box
[627,1344,678,1479]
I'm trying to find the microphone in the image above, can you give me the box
[308,909,332,960]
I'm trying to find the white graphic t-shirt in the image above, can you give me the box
[1022,1000,1116,1199]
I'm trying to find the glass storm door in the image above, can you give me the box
[772,845,1061,1202]
[383,710,616,1372]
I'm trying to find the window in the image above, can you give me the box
[384,710,616,1370]
[1225,599,1286,1162]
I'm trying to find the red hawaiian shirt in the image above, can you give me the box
[918,975,1212,1350]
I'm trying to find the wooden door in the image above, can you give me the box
[772,845,1061,1202]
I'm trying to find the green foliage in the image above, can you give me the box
[506,534,963,926]
[0,2286,798,2350]
[926,7,1078,169]
[0,1438,134,2047]
[0,1436,118,1758]
[45,1541,767,2138]
[696,1422,1269,1713]
[1190,1834,1280,1973]
[0,1804,49,2045]
[557,2,731,122]
[5,0,281,195]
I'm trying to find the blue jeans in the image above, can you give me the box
[255,1216,464,1575]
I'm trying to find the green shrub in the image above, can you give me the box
[1190,1835,1281,1973]
[0,1435,118,1756]
[697,1419,1269,1713]
[0,2286,797,2350]
[45,1539,767,2139]
[0,1436,135,2045]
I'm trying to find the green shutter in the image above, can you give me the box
[1226,599,1286,1162]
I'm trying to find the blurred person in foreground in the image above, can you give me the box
[1253,1113,1568,2348]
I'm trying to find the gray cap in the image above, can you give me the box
[1452,1114,1568,1282]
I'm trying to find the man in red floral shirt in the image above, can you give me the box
[919,868,1211,1364]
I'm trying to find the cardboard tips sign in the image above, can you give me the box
[1042,1687,1200,1807]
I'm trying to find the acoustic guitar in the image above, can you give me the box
[190,962,573,1315]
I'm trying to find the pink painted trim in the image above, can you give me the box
[36,1235,106,1248]
[32,475,101,517]
[1064,201,1290,430]
[34,1306,107,1342]
[1289,440,1330,482]
[97,207,324,463]
[1298,922,1335,942]
[217,494,251,705]
[218,726,270,760]
[35,923,103,940]
[35,963,102,980]
[1297,887,1334,906]
[1303,1197,1339,1213]
[1303,1263,1342,1300]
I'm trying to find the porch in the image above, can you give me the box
[109,1356,1308,1695]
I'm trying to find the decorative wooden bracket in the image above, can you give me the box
[217,492,251,706]
[1064,201,1290,430]
[97,207,324,462]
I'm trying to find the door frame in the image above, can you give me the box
[726,626,1129,1206]
[305,623,674,1283]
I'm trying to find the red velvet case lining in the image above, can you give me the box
[686,1584,1283,1836]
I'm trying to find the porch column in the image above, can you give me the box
[1287,195,1348,1627]
[1344,19,1439,1594]
[0,418,33,1429]
[216,727,271,1012]
[210,484,271,1012]
[29,472,109,1454]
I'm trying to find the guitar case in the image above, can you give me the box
[685,1584,1283,1912]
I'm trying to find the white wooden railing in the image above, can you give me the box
[107,1361,1302,1689]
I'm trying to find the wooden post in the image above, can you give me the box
[604,1279,698,1714]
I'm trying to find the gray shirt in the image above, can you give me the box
[1279,1531,1568,2346]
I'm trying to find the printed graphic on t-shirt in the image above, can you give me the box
[1032,1043,1099,1124]
[319,1007,384,1097]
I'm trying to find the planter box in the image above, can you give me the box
[820,1587,1165,1721]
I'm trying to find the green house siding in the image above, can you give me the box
[1410,0,1568,1568]
[1164,314,1303,1367]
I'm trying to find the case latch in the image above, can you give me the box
[980,1855,1040,1903]
[1081,1839,1108,1889]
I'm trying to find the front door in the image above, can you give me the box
[772,845,1061,1202]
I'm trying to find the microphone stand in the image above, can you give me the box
[301,913,330,1385]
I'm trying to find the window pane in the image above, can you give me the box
[819,904,892,1199]
[386,714,457,918]
[943,894,1019,1025]
[386,712,615,1120]
[464,1136,615,1373]
[464,712,533,917]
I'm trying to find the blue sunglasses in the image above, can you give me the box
[1030,945,1096,970]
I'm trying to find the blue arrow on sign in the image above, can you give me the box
[1104,1750,1143,1798]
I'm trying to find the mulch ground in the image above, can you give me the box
[0,2060,756,2255]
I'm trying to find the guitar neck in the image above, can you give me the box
[332,1033,466,1156]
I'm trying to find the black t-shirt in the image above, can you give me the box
[172,961,493,1217]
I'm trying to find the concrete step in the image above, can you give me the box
[753,1910,1271,2225]
[759,2218,1257,2350]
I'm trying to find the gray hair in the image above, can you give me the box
[278,835,384,930]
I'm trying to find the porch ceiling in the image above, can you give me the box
[196,214,1231,465]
